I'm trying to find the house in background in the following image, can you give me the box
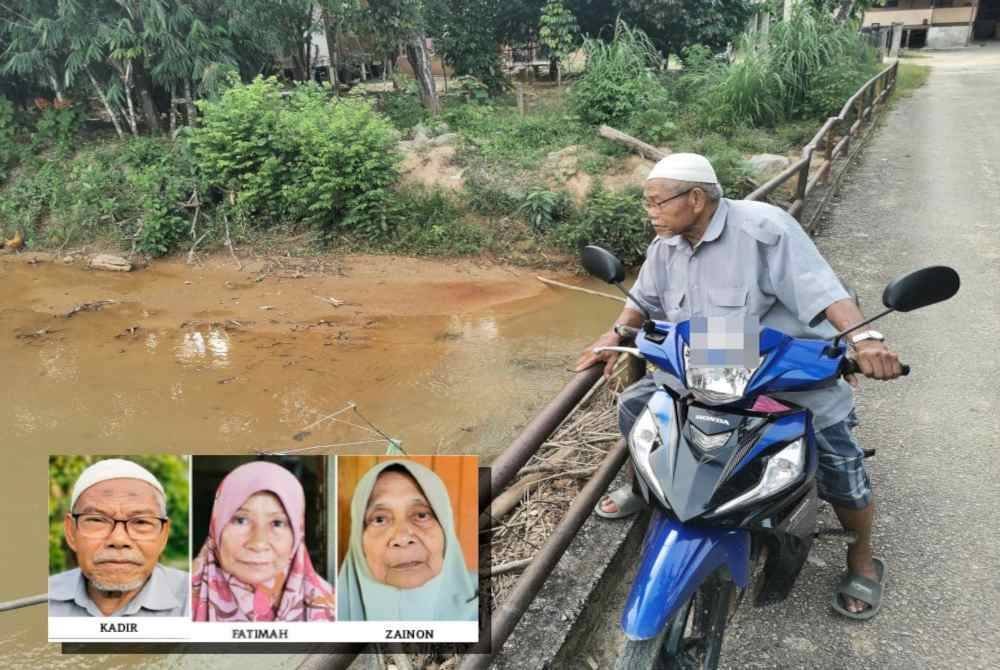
[862,0,1000,49]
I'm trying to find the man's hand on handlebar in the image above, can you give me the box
[849,340,904,386]
[574,331,622,378]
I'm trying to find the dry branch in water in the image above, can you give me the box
[63,300,116,318]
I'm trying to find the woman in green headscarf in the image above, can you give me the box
[338,460,478,621]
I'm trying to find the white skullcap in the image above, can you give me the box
[647,152,719,185]
[70,458,166,513]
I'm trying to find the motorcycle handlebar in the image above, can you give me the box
[842,358,911,377]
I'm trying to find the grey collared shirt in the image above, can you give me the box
[49,565,190,617]
[627,198,854,430]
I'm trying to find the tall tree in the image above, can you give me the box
[357,0,439,113]
[616,0,755,58]
[426,0,505,93]
[538,0,579,88]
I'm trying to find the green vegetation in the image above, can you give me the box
[895,63,931,97]
[49,456,189,574]
[570,20,666,127]
[0,4,925,266]
[193,77,400,237]
[674,8,880,129]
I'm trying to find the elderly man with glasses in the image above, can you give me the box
[49,459,189,617]
[575,153,903,620]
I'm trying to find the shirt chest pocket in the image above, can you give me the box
[707,286,749,317]
[664,290,685,322]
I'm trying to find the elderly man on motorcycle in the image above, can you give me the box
[575,152,902,619]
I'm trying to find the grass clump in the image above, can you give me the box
[570,19,667,127]
[895,63,931,97]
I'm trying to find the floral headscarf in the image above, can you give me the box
[192,461,335,621]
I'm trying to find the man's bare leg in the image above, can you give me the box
[833,501,879,614]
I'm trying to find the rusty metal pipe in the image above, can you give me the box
[480,366,603,512]
[461,438,630,670]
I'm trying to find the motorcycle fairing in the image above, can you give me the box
[621,509,750,640]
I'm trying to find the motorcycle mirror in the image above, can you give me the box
[882,266,960,312]
[581,245,625,285]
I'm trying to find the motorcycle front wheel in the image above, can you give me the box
[614,573,738,670]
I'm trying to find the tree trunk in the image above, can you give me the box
[169,85,177,135]
[556,61,562,89]
[47,73,65,102]
[405,34,440,115]
[184,80,197,128]
[833,0,856,23]
[121,62,140,136]
[321,7,340,95]
[133,60,161,134]
[88,70,125,139]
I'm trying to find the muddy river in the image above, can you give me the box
[0,251,620,667]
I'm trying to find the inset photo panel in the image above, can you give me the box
[190,455,335,623]
[337,455,479,623]
[48,455,190,640]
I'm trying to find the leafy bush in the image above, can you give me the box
[338,185,485,255]
[570,20,666,127]
[463,167,525,216]
[0,96,18,180]
[31,105,84,151]
[378,91,428,131]
[192,77,400,235]
[518,188,573,234]
[0,138,203,256]
[556,185,650,266]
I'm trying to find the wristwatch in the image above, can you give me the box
[850,330,885,347]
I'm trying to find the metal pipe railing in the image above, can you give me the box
[460,438,630,670]
[480,366,603,513]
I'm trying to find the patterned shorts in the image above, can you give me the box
[618,378,872,510]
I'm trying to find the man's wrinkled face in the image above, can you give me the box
[361,470,446,589]
[218,491,295,586]
[644,179,696,238]
[65,478,168,593]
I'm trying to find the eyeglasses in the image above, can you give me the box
[71,513,167,540]
[644,188,694,211]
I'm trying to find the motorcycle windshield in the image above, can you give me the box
[637,321,844,400]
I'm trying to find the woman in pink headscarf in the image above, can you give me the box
[191,461,335,621]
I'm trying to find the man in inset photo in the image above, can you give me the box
[49,458,189,617]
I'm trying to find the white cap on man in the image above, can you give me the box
[647,152,720,185]
[70,459,166,513]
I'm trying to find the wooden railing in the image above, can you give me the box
[746,61,899,220]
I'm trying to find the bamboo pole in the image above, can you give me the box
[536,276,624,303]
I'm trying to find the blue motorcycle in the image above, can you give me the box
[580,245,960,670]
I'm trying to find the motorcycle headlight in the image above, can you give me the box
[684,345,763,405]
[712,438,805,515]
[629,407,670,504]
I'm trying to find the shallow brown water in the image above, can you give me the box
[0,252,621,667]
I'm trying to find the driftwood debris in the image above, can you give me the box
[598,125,668,162]
[89,254,132,272]
[64,300,116,318]
[486,557,532,577]
[537,276,625,304]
